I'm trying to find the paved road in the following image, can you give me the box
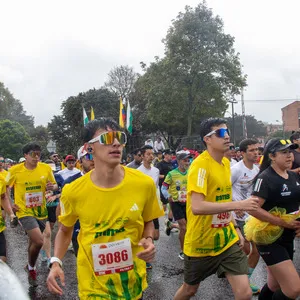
[5,219,300,300]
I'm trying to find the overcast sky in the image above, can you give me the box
[1,0,300,126]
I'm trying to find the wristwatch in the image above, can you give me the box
[49,257,63,268]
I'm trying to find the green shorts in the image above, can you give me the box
[184,243,248,285]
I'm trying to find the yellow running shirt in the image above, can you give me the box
[59,167,164,300]
[0,169,8,179]
[6,162,56,220]
[0,175,6,233]
[184,150,239,257]
[163,168,188,202]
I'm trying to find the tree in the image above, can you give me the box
[105,65,139,100]
[0,82,34,134]
[30,125,50,159]
[226,114,267,145]
[48,88,119,155]
[0,119,30,161]
[133,2,246,137]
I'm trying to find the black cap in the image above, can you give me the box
[268,139,298,153]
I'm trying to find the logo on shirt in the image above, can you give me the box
[254,178,263,192]
[197,168,206,188]
[281,184,291,196]
[94,227,125,238]
[130,203,139,212]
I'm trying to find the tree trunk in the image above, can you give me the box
[187,115,192,136]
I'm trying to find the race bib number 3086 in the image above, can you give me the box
[92,238,133,276]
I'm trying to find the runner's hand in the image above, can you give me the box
[282,220,300,230]
[296,227,300,237]
[10,215,18,228]
[237,196,259,212]
[46,181,55,191]
[236,229,245,249]
[235,210,245,219]
[12,204,20,213]
[136,238,155,262]
[47,264,65,296]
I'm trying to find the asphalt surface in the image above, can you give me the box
[4,219,300,300]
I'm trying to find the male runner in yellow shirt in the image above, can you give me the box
[47,118,163,299]
[6,143,57,285]
[174,118,259,300]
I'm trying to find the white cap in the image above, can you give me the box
[77,146,87,160]
[19,157,26,163]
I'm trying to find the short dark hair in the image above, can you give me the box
[290,131,300,142]
[132,148,141,156]
[83,118,121,143]
[22,143,41,154]
[239,138,258,152]
[200,118,227,147]
[140,145,153,156]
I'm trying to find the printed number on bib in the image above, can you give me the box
[92,238,133,276]
[178,191,187,202]
[211,212,231,228]
[25,192,43,208]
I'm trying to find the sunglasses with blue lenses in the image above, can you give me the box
[204,128,230,138]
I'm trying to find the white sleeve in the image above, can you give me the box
[231,165,240,185]
[154,141,158,152]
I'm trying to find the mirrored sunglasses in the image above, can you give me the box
[83,153,93,161]
[205,128,230,138]
[88,131,127,145]
[0,160,5,163]
[28,151,41,158]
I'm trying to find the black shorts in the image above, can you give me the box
[47,206,57,223]
[257,239,294,266]
[170,202,186,221]
[0,232,6,257]
[153,218,159,230]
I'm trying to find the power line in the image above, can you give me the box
[240,98,298,102]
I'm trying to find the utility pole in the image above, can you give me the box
[228,99,238,145]
[241,88,247,139]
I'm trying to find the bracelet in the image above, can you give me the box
[49,257,63,268]
[145,236,154,243]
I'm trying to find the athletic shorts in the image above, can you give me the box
[153,218,159,230]
[170,202,186,221]
[184,243,248,285]
[19,216,46,233]
[0,232,6,257]
[47,206,57,224]
[257,240,294,266]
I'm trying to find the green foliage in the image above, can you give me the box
[48,88,119,155]
[132,2,246,137]
[226,114,267,145]
[0,82,34,134]
[30,125,50,159]
[0,119,30,160]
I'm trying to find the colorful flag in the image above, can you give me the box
[126,100,133,134]
[119,97,126,128]
[91,107,95,120]
[83,107,89,125]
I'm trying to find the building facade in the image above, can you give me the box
[282,101,300,132]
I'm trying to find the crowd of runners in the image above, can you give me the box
[0,117,300,300]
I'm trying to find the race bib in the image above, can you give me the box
[25,192,43,208]
[178,191,187,202]
[211,212,231,228]
[92,238,133,276]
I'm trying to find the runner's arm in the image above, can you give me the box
[161,185,170,200]
[190,192,259,215]
[1,191,14,217]
[142,221,155,240]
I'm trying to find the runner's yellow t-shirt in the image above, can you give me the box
[0,169,8,179]
[59,167,164,300]
[184,150,239,257]
[0,175,6,233]
[163,168,188,202]
[6,162,56,220]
